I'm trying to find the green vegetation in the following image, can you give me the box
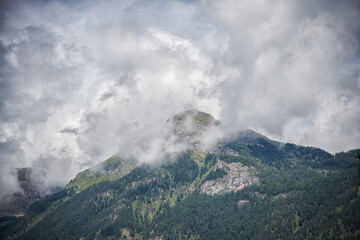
[193,111,213,126]
[66,155,136,193]
[219,154,260,167]
[204,168,227,181]
[1,131,359,240]
[150,163,360,239]
[66,169,109,192]
[173,110,215,127]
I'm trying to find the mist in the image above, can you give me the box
[0,0,359,198]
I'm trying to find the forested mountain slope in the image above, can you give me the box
[1,111,359,240]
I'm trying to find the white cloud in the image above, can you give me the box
[0,0,359,197]
[202,0,360,151]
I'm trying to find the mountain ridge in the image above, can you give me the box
[1,110,359,240]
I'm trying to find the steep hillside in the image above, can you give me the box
[169,109,221,147]
[66,155,137,194]
[1,111,359,240]
[0,168,48,218]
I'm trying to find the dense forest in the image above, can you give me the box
[1,131,359,239]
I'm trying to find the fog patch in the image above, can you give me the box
[0,0,359,198]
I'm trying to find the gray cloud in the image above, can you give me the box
[59,127,79,136]
[0,0,359,198]
[201,0,360,151]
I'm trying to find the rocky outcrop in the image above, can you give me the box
[0,168,41,217]
[237,200,250,206]
[200,160,259,195]
[170,110,220,145]
[216,146,240,156]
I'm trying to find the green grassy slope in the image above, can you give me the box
[66,155,136,193]
[1,132,359,240]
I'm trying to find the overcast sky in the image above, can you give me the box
[0,0,360,197]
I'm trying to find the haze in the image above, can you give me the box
[0,0,359,198]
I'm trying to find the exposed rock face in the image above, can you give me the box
[216,145,240,156]
[237,200,250,206]
[200,160,259,195]
[0,168,41,217]
[120,228,132,239]
[170,110,220,145]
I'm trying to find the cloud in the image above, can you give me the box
[0,0,359,197]
[201,0,360,152]
[0,0,221,195]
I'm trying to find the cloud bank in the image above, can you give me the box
[0,0,359,197]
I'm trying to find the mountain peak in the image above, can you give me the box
[169,110,220,144]
[172,110,219,126]
[3,117,360,239]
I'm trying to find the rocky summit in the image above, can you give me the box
[169,110,220,144]
[1,111,359,240]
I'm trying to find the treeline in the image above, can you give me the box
[150,165,360,239]
[1,143,359,240]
